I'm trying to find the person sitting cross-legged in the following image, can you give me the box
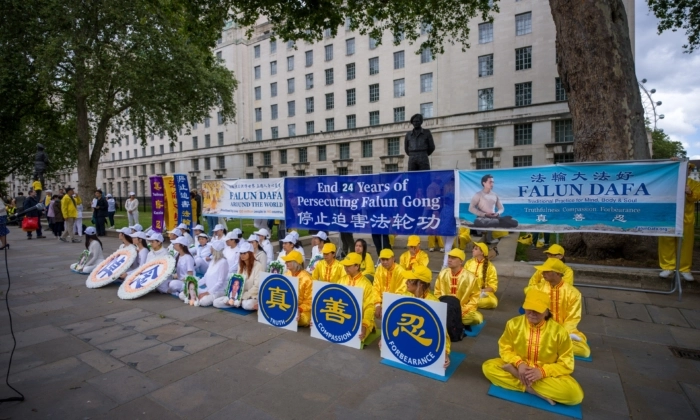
[434,249,483,328]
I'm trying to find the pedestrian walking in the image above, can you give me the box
[74,192,84,237]
[93,190,108,236]
[0,197,10,250]
[60,186,80,243]
[23,190,45,240]
[51,195,64,238]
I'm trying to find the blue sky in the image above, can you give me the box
[635,0,700,158]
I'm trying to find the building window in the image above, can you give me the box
[394,107,405,122]
[369,110,380,126]
[246,173,254,179]
[280,149,287,164]
[325,68,334,85]
[150,146,155,156]
[478,88,494,111]
[347,63,356,80]
[160,145,165,154]
[347,88,356,106]
[305,73,314,89]
[287,56,294,71]
[288,124,296,137]
[205,134,211,148]
[478,127,495,148]
[170,162,175,172]
[385,163,399,172]
[420,73,433,93]
[204,157,211,170]
[345,17,352,30]
[254,45,260,58]
[159,163,165,173]
[369,37,378,49]
[362,140,373,158]
[369,84,380,102]
[326,118,335,132]
[205,117,210,128]
[150,164,156,174]
[288,101,295,117]
[287,40,295,49]
[255,129,262,141]
[394,30,405,43]
[216,51,222,61]
[287,78,295,94]
[317,168,327,175]
[369,57,379,75]
[554,153,575,163]
[339,143,350,159]
[387,137,400,156]
[347,114,356,129]
[270,39,277,54]
[217,156,225,169]
[346,38,355,55]
[476,158,494,169]
[270,61,277,75]
[271,82,277,97]
[271,126,279,139]
[513,155,532,167]
[555,119,574,143]
[170,144,175,152]
[246,153,254,167]
[514,123,533,145]
[217,111,224,125]
[515,82,532,106]
[296,170,306,177]
[420,48,433,63]
[298,147,308,163]
[193,136,199,149]
[478,54,493,77]
[420,102,434,118]
[556,77,567,101]
[306,121,315,134]
[515,47,532,70]
[516,12,532,36]
[279,170,288,177]
[421,22,432,35]
[261,172,269,179]
[318,145,327,161]
[126,151,129,159]
[271,104,278,120]
[394,51,405,69]
[254,66,261,79]
[216,132,223,146]
[361,165,373,174]
[325,44,333,61]
[394,79,405,98]
[306,97,314,113]
[305,50,313,67]
[479,22,493,43]
[255,108,262,122]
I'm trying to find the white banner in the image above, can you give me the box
[201,178,285,219]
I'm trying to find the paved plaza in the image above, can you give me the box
[1,233,700,419]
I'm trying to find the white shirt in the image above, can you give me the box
[198,258,229,294]
[183,232,194,247]
[261,239,274,264]
[146,247,169,263]
[84,240,105,267]
[223,244,240,274]
[125,198,139,212]
[193,243,212,260]
[136,247,149,267]
[175,254,195,279]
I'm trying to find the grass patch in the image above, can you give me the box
[515,242,529,262]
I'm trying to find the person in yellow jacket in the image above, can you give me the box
[354,239,375,281]
[402,265,451,368]
[282,250,312,327]
[466,242,498,309]
[60,186,80,243]
[482,289,584,406]
[525,244,574,294]
[659,171,700,281]
[372,249,406,319]
[434,249,483,327]
[531,258,590,358]
[311,243,345,283]
[400,235,429,270]
[428,235,444,252]
[337,253,376,342]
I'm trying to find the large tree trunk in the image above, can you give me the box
[75,92,98,201]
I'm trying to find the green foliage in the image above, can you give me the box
[651,128,687,159]
[647,0,700,53]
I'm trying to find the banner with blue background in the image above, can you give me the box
[173,174,193,227]
[258,273,299,332]
[455,161,685,236]
[286,171,457,236]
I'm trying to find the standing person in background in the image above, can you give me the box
[90,194,98,226]
[106,194,117,228]
[194,189,203,224]
[23,190,45,240]
[73,192,84,238]
[190,191,198,226]
[60,186,80,243]
[93,190,108,236]
[125,192,139,227]
[51,195,65,239]
[0,196,9,250]
[46,192,56,235]
[339,232,354,256]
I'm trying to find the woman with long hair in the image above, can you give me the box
[130,231,150,268]
[70,226,104,273]
[466,242,499,309]
[157,236,192,294]
[238,242,264,311]
[188,241,230,307]
[51,195,64,238]
[247,234,268,269]
[306,231,329,273]
[116,227,139,271]
[354,238,375,281]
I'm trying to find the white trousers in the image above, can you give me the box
[74,218,83,236]
[194,257,209,275]
[179,290,223,307]
[157,279,184,294]
[70,262,97,273]
[128,211,139,226]
[442,236,457,267]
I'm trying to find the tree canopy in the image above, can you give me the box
[648,0,700,53]
[651,128,687,158]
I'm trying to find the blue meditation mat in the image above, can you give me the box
[380,352,466,382]
[518,307,525,315]
[487,384,582,419]
[575,354,593,362]
[360,329,381,349]
[464,320,486,337]
[218,306,255,316]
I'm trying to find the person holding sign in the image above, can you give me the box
[146,233,169,262]
[372,249,406,319]
[189,240,229,307]
[482,289,583,406]
[338,253,377,342]
[159,236,192,294]
[238,242,265,311]
[525,244,574,294]
[69,227,104,273]
[311,243,345,283]
[434,249,483,328]
[399,235,429,270]
[530,258,590,358]
[282,250,313,327]
[466,243,499,309]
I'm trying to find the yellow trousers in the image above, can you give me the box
[428,236,444,248]
[389,235,395,247]
[482,358,584,405]
[299,311,311,327]
[478,292,498,309]
[573,339,591,358]
[462,310,484,326]
[658,219,695,272]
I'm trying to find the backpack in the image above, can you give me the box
[439,295,464,342]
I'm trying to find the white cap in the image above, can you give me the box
[128,231,146,240]
[177,223,188,230]
[197,233,209,239]
[254,228,270,238]
[117,227,131,234]
[129,191,135,196]
[84,226,97,235]
[210,240,226,252]
[172,236,189,246]
[231,228,242,237]
[282,234,296,243]
[132,224,143,232]
[213,224,225,232]
[290,231,300,240]
[169,228,183,237]
[247,234,258,242]
[144,227,153,235]
[149,233,164,242]
[312,231,328,241]
[106,193,112,198]
[238,241,252,253]
[193,224,205,232]
[224,231,240,240]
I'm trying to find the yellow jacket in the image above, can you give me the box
[373,263,406,305]
[499,315,575,378]
[311,259,345,284]
[527,264,574,293]
[399,250,430,270]
[191,198,198,219]
[434,268,480,315]
[285,269,312,318]
[532,280,586,341]
[32,180,42,191]
[684,178,700,224]
[464,257,498,292]
[61,194,78,219]
[360,253,375,277]
[337,273,376,330]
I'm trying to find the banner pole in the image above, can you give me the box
[675,237,683,302]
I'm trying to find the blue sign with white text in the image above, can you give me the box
[382,297,445,368]
[173,174,193,227]
[312,284,360,344]
[259,274,298,328]
[286,171,456,235]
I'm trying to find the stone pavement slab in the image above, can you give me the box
[647,305,691,327]
[97,332,162,358]
[77,349,125,373]
[62,316,117,335]
[680,383,700,416]
[614,302,652,322]
[78,324,138,346]
[121,314,176,332]
[624,383,698,419]
[120,343,189,372]
[87,366,161,404]
[166,330,227,355]
[102,396,183,420]
[0,324,67,352]
[585,297,617,318]
[141,321,199,342]
[681,308,700,329]
[669,326,700,349]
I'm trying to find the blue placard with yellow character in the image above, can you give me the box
[380,292,447,376]
[310,281,364,349]
[257,273,299,332]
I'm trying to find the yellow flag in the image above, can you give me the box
[162,176,179,232]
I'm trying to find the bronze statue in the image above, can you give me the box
[404,114,435,171]
[33,143,50,200]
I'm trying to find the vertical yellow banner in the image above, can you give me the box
[162,176,179,232]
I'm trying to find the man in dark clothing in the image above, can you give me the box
[33,143,50,197]
[193,190,203,223]
[404,114,435,171]
[93,189,108,236]
[23,190,45,239]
